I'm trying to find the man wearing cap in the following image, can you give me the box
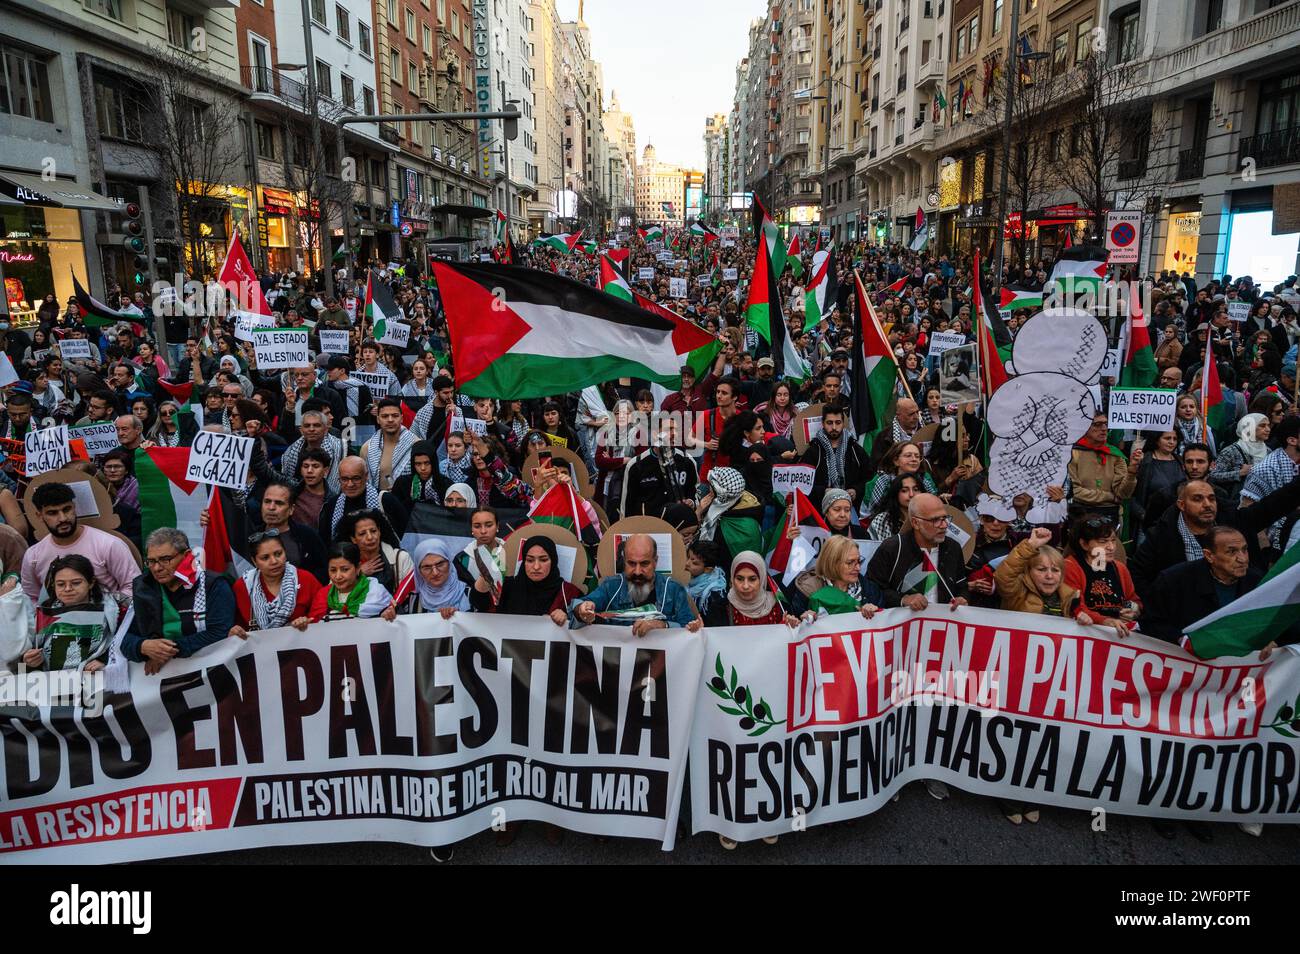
[661,347,724,415]
[743,357,777,406]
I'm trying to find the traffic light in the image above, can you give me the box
[121,201,149,286]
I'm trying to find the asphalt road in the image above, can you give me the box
[157,781,1299,865]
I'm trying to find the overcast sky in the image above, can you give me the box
[555,0,758,170]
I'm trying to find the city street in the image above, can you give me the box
[169,783,1300,865]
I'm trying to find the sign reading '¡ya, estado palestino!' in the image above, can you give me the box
[252,327,309,370]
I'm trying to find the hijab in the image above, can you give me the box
[1235,412,1270,464]
[408,440,442,501]
[445,482,478,508]
[412,539,469,612]
[727,550,777,619]
[497,536,566,616]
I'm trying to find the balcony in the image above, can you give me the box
[1238,128,1300,170]
[379,124,400,145]
[1117,157,1146,180]
[1176,147,1205,181]
[1148,0,1300,95]
[871,45,881,59]
[917,57,943,85]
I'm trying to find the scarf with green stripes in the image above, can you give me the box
[327,574,372,618]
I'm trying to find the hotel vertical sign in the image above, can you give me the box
[472,1,494,179]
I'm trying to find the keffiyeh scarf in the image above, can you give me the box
[1177,513,1204,562]
[365,428,417,485]
[814,429,850,489]
[245,564,300,631]
[282,435,343,492]
[699,467,746,542]
[331,483,381,536]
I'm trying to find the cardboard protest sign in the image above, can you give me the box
[185,430,254,490]
[58,339,91,360]
[638,268,656,281]
[771,464,816,498]
[318,329,352,355]
[253,328,309,370]
[1107,387,1177,431]
[24,425,69,476]
[927,330,967,355]
[722,268,738,281]
[939,343,980,406]
[669,277,688,299]
[1227,301,1250,322]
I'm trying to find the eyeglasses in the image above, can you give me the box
[145,549,186,568]
[914,514,950,526]
[338,474,367,484]
[249,528,283,545]
[423,559,449,572]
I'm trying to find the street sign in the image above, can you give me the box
[1106,210,1142,264]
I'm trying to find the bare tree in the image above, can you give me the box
[136,44,246,278]
[278,90,355,278]
[1054,51,1170,242]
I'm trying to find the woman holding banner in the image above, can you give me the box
[230,530,320,637]
[309,542,398,623]
[797,535,882,621]
[336,510,415,612]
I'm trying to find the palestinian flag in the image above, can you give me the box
[669,232,684,251]
[708,251,722,290]
[600,252,634,302]
[767,489,830,586]
[804,247,838,331]
[579,239,599,256]
[690,222,718,244]
[1184,543,1300,659]
[157,379,194,403]
[495,209,507,242]
[433,261,685,398]
[1117,287,1157,388]
[72,274,145,336]
[751,197,787,276]
[1201,345,1230,433]
[202,485,253,578]
[635,291,719,382]
[851,269,899,452]
[365,269,402,340]
[999,286,1043,313]
[536,230,584,254]
[1049,245,1108,297]
[786,234,803,280]
[886,276,908,294]
[638,224,664,243]
[972,248,1009,394]
[744,228,807,380]
[134,447,206,555]
[527,480,601,545]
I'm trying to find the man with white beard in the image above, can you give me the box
[568,533,697,636]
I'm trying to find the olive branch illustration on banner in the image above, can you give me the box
[708,653,781,736]
[1264,692,1300,738]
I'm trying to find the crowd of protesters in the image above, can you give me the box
[1,229,1298,856]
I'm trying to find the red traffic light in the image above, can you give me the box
[125,202,142,218]
[125,220,143,236]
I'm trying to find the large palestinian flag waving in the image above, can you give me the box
[432,261,685,398]
[535,231,584,254]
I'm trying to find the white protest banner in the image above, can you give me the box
[669,277,688,299]
[354,370,391,398]
[185,430,254,490]
[377,321,411,348]
[23,425,69,476]
[1100,347,1122,379]
[721,238,735,248]
[657,251,673,262]
[70,422,120,458]
[770,464,816,498]
[0,615,703,862]
[233,312,262,342]
[461,417,488,436]
[0,352,18,388]
[1107,387,1177,431]
[722,268,738,281]
[638,268,656,281]
[927,330,967,355]
[57,338,91,360]
[691,606,1300,843]
[253,327,309,370]
[318,329,352,355]
[1228,301,1251,322]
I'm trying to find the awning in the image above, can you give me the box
[430,204,492,220]
[0,170,123,212]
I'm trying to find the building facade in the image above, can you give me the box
[635,144,686,227]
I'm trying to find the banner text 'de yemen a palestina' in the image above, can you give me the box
[692,607,1300,843]
[0,616,703,863]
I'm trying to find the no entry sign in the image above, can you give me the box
[1106,210,1142,264]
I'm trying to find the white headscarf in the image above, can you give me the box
[412,539,469,612]
[727,550,777,618]
[1235,413,1270,464]
[445,482,478,508]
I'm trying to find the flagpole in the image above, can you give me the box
[858,270,914,403]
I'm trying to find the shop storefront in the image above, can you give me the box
[178,183,251,276]
[258,187,297,273]
[1162,207,1201,275]
[0,170,118,324]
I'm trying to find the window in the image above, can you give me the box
[386,0,396,21]
[408,62,417,89]
[1075,18,1094,63]
[390,48,401,82]
[1115,10,1139,64]
[340,73,354,108]
[249,36,271,90]
[362,85,375,114]
[0,44,54,122]
[992,0,1003,35]
[956,26,966,58]
[255,120,277,159]
[167,4,200,52]
[95,77,144,141]
[969,15,979,48]
[315,59,331,98]
[83,0,123,20]
[921,39,930,64]
[437,0,445,17]
[405,7,415,40]
[336,5,350,42]
[310,0,326,24]
[1070,123,1083,157]
[1258,73,1300,135]
[452,10,460,34]
[1052,30,1068,75]
[359,23,372,56]
[423,24,432,54]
